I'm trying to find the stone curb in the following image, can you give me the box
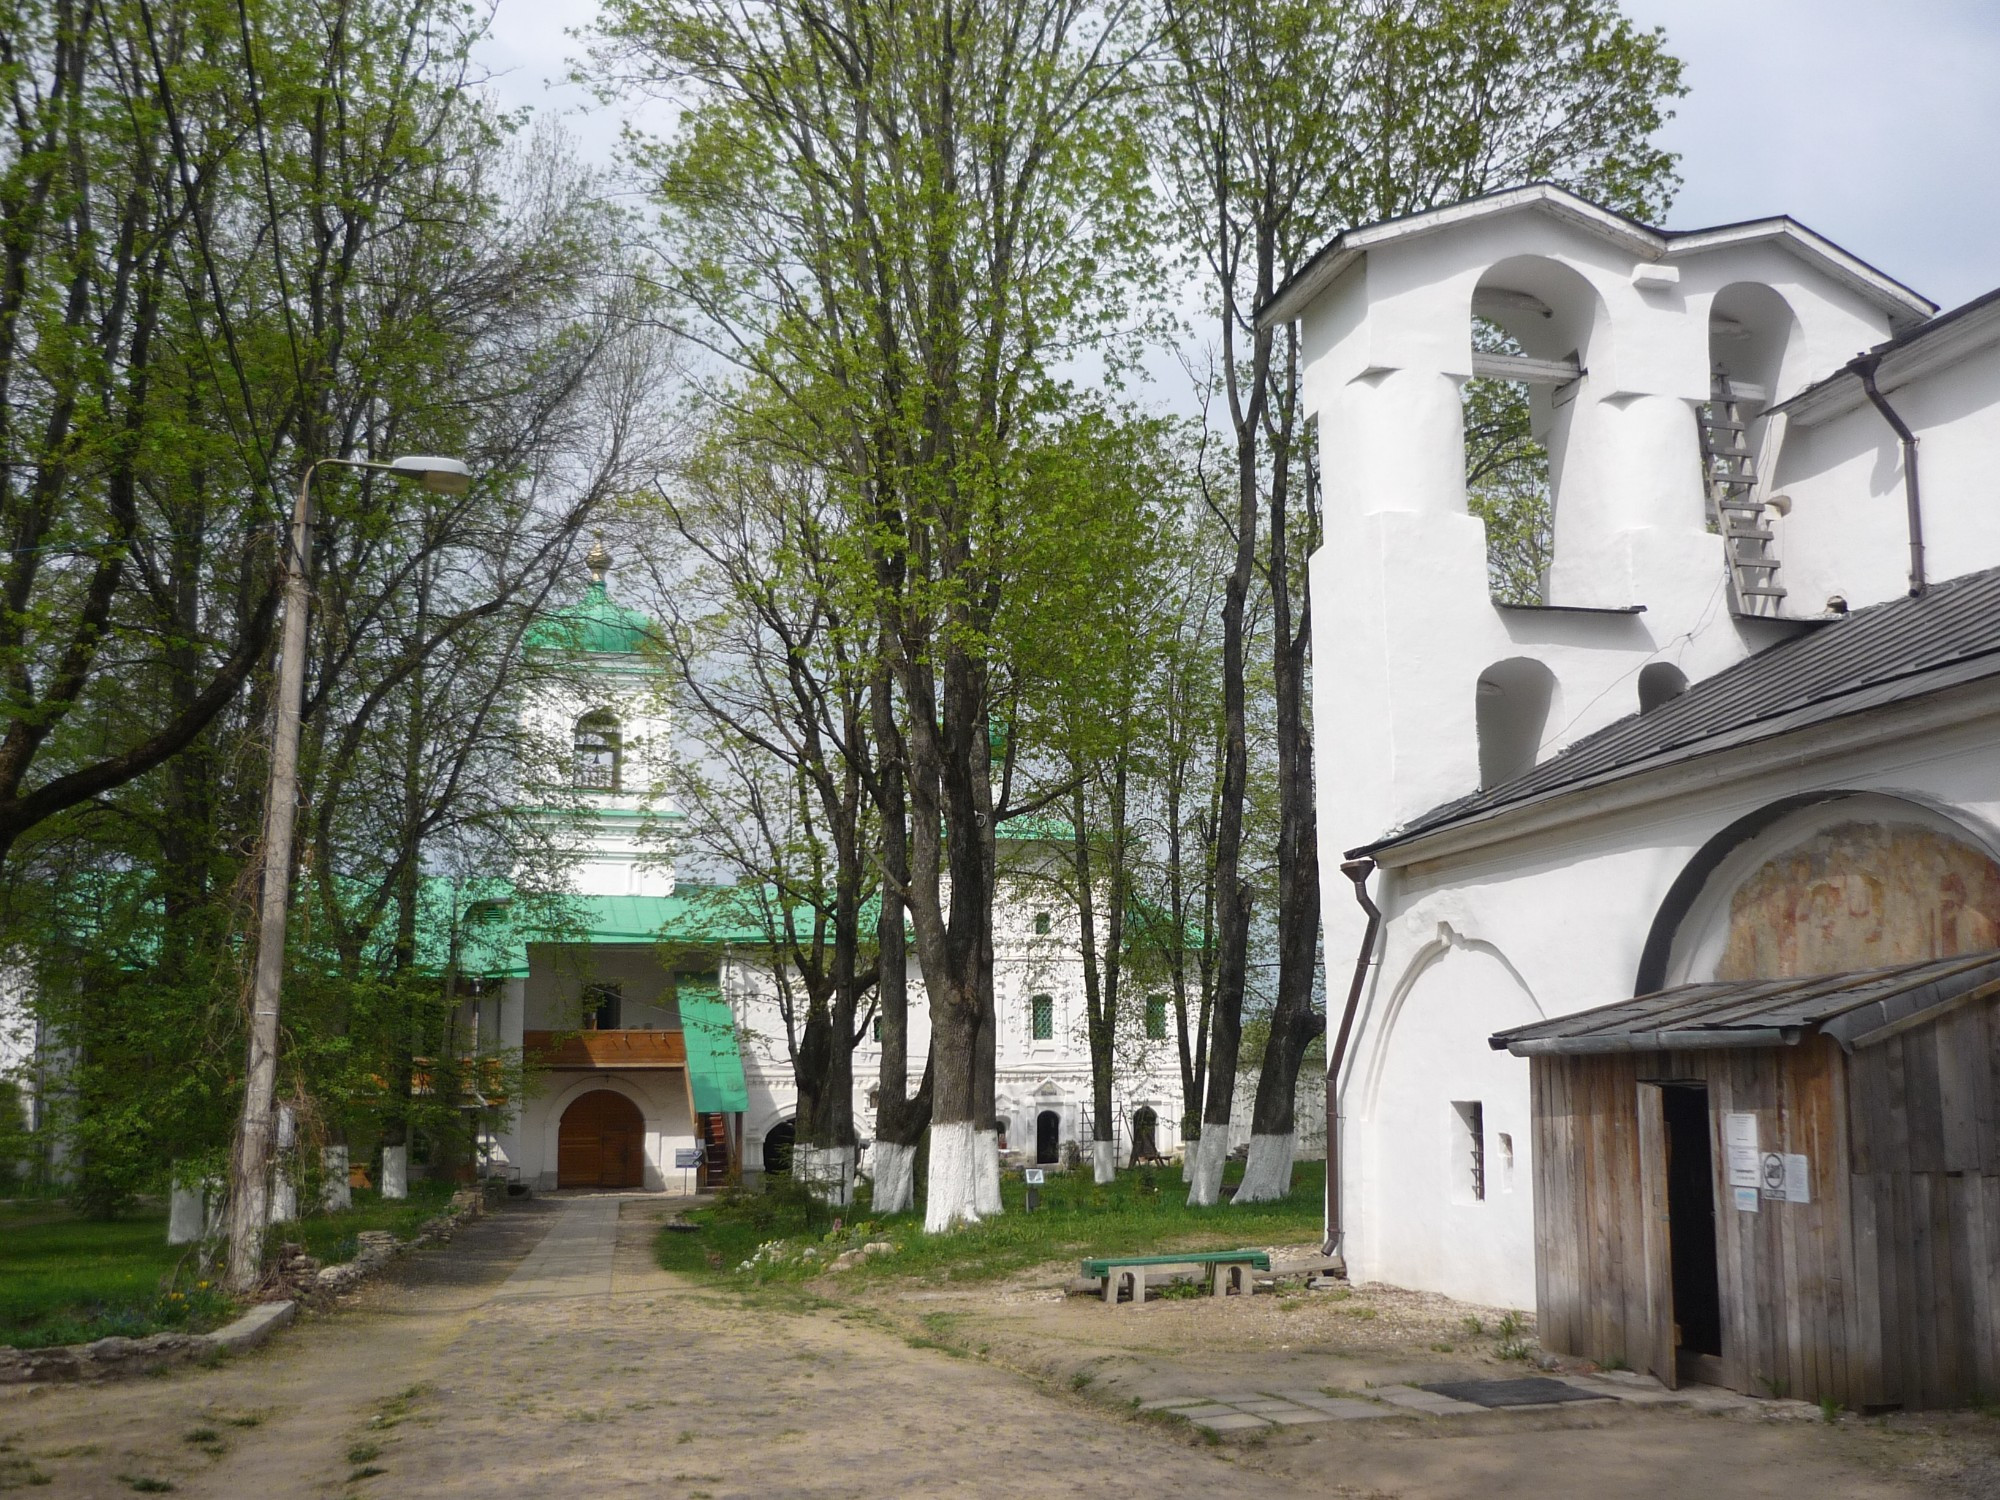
[0,1186,488,1387]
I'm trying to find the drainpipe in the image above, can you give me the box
[1324,856,1382,1262]
[1856,355,1926,597]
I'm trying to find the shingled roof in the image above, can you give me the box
[1360,563,2000,856]
[1489,950,2000,1056]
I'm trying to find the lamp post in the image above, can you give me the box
[225,454,473,1294]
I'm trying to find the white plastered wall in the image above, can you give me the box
[1301,199,1952,1306]
[1771,334,2000,615]
[1336,693,2000,1305]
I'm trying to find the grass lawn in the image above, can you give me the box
[657,1160,1324,1290]
[285,1181,456,1267]
[0,1203,229,1350]
[0,1181,455,1350]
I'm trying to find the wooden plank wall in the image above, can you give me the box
[1847,991,2000,1408]
[1534,997,2000,1409]
[1532,1041,1861,1405]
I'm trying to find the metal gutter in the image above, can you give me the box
[1324,858,1381,1261]
[1499,1026,1802,1057]
[1856,354,1927,596]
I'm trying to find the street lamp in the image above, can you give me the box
[226,453,475,1293]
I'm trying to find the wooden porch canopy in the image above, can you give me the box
[1489,949,2000,1058]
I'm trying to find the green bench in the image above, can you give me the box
[1081,1250,1272,1307]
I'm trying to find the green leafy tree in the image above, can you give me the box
[596,0,1157,1230]
[1156,0,1686,1204]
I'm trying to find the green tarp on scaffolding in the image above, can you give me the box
[679,985,748,1113]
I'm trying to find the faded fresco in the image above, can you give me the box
[1715,821,2000,980]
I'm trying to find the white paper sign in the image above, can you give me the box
[1783,1153,1810,1204]
[1725,1112,1760,1188]
[1733,1186,1761,1213]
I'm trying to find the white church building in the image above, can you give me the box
[471,547,1186,1196]
[1275,183,2000,1334]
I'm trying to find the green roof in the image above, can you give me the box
[679,983,749,1112]
[448,884,805,978]
[525,580,659,657]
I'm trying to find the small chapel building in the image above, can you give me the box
[1275,184,2000,1406]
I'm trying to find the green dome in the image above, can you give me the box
[528,579,659,657]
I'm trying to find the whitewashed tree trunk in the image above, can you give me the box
[1186,1127,1228,1207]
[1181,1129,1198,1183]
[267,1164,297,1224]
[1092,1139,1116,1185]
[973,1128,1001,1216]
[870,1141,917,1215]
[168,1170,205,1245]
[381,1144,408,1200]
[924,1120,982,1232]
[797,1144,855,1206]
[1232,1132,1296,1204]
[203,1182,226,1240]
[321,1145,351,1212]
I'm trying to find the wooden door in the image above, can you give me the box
[1637,1083,1678,1388]
[558,1089,646,1188]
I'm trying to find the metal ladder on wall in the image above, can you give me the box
[1698,373,1786,616]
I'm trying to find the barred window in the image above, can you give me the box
[1031,994,1054,1041]
[1145,995,1167,1041]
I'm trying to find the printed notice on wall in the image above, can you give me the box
[1725,1112,1760,1189]
[1733,1186,1761,1213]
[1783,1153,1811,1204]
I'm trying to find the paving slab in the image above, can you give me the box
[1138,1396,1207,1411]
[1374,1385,1487,1415]
[1263,1409,1335,1425]
[1186,1412,1271,1432]
[1172,1404,1247,1420]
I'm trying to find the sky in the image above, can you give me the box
[475,0,2000,314]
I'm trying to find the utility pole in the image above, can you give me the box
[225,455,471,1294]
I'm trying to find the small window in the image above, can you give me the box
[1031,994,1054,1040]
[1452,1101,1486,1202]
[1497,1131,1516,1193]
[1033,912,1051,935]
[584,982,621,1031]
[574,710,622,790]
[1144,995,1167,1041]
[871,1014,881,1043]
[1637,661,1688,714]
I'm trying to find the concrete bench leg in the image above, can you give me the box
[1212,1263,1227,1297]
[1103,1271,1118,1307]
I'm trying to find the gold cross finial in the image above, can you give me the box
[586,538,612,583]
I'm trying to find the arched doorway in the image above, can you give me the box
[1036,1110,1060,1165]
[557,1090,645,1189]
[762,1119,796,1176]
[1130,1106,1161,1164]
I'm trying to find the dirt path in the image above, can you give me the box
[0,1197,1312,1498]
[5,1199,1995,1498]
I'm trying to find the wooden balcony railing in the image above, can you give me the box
[523,1029,686,1070]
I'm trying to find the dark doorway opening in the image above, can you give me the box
[1663,1084,1722,1359]
[762,1120,796,1175]
[1036,1110,1060,1165]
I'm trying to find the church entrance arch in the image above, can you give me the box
[557,1089,645,1189]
